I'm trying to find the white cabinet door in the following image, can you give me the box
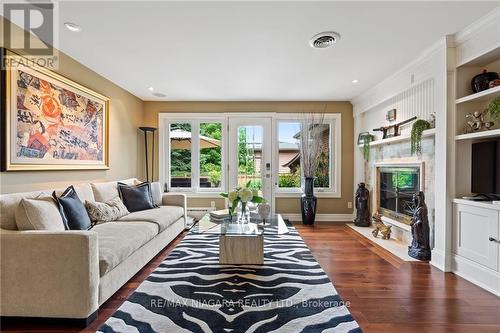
[453,203,499,271]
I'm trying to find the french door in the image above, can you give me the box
[227,117,273,205]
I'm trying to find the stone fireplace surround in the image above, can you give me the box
[373,161,425,245]
[355,136,435,260]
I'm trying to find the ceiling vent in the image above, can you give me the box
[309,32,341,49]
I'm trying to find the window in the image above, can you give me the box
[163,117,225,193]
[237,125,263,195]
[160,113,340,197]
[277,122,301,189]
[199,122,222,189]
[274,114,341,197]
[314,123,330,188]
[170,123,192,188]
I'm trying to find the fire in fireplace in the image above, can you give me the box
[379,167,420,225]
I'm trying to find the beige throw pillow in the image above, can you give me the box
[15,197,66,231]
[85,197,129,224]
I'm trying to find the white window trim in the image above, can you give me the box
[159,112,341,198]
[273,113,341,198]
[159,113,226,194]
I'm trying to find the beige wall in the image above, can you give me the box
[0,19,355,216]
[0,18,144,193]
[143,102,354,214]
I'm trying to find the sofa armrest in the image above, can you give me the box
[0,230,99,319]
[161,193,187,224]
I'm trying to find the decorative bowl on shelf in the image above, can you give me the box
[471,69,499,93]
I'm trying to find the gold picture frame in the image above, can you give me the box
[1,48,109,171]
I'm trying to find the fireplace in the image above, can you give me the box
[376,164,423,226]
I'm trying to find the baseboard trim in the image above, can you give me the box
[0,310,97,327]
[281,213,353,222]
[451,254,500,297]
[430,248,446,271]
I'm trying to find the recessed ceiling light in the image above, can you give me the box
[152,92,167,98]
[64,22,81,32]
[148,86,154,92]
[309,31,341,49]
[352,79,359,84]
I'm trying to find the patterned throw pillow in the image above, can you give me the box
[85,197,129,225]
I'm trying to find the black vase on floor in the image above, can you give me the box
[301,177,317,225]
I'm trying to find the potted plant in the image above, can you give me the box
[485,96,500,122]
[411,119,431,156]
[357,132,374,161]
[220,181,266,222]
[299,113,325,225]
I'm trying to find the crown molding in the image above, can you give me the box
[454,5,500,45]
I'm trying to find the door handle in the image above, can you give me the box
[489,237,499,243]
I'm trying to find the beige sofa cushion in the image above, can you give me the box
[1,191,51,230]
[15,197,65,231]
[91,178,137,203]
[93,221,158,276]
[0,183,94,230]
[54,184,95,203]
[118,206,184,232]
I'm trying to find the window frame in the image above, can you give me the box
[273,113,341,198]
[159,112,341,198]
[159,114,226,194]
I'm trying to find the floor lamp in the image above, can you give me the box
[139,127,157,183]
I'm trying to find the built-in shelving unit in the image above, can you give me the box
[454,45,500,199]
[455,128,500,141]
[454,47,500,138]
[455,85,500,104]
[453,198,500,211]
[358,128,435,148]
[451,29,500,296]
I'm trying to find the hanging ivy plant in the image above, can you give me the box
[363,136,371,161]
[411,119,431,156]
[485,96,500,121]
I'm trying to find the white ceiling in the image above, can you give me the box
[45,2,500,100]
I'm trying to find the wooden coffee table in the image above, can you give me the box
[190,213,288,265]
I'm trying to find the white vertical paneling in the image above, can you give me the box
[359,78,435,140]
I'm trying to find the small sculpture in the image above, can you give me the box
[465,111,494,132]
[354,183,371,227]
[371,213,392,240]
[489,79,500,89]
[408,192,431,261]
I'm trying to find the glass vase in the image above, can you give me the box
[238,201,250,223]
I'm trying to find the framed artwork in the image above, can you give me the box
[386,108,397,122]
[1,49,109,171]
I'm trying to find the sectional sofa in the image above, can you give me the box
[0,178,186,324]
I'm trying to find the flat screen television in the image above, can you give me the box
[471,139,500,197]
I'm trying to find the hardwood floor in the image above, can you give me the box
[2,224,499,332]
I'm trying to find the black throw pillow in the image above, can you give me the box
[52,186,92,230]
[117,182,156,212]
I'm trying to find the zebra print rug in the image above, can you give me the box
[98,226,361,333]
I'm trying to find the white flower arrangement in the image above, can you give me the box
[220,181,266,216]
